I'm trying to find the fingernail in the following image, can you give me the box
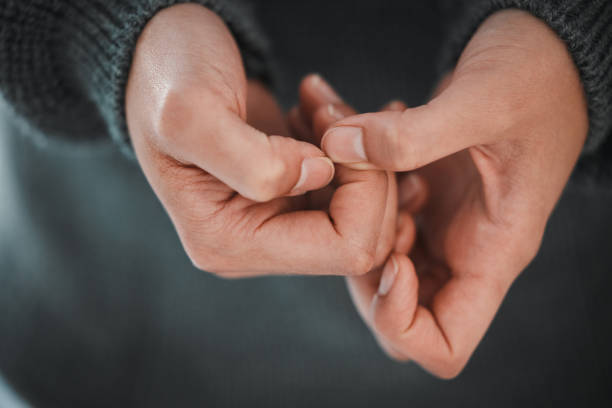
[378,256,398,296]
[327,104,345,120]
[322,126,367,163]
[310,74,341,103]
[290,157,335,195]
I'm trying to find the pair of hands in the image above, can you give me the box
[126,4,588,378]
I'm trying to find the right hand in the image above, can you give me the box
[317,10,588,378]
[125,4,396,277]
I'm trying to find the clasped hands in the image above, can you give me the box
[126,5,588,378]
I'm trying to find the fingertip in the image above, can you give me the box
[321,125,367,164]
[321,111,404,169]
[382,100,408,112]
[298,74,317,104]
[299,74,333,129]
[301,73,321,89]
[311,103,352,144]
[301,73,341,104]
[372,253,418,335]
[288,156,335,196]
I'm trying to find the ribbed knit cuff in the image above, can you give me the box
[438,0,612,156]
[0,0,270,157]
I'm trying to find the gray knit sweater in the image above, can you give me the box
[0,0,270,157]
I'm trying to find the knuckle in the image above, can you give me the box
[436,355,468,380]
[436,364,463,380]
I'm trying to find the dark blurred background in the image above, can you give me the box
[1,1,611,406]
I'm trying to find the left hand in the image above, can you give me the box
[302,10,589,378]
[126,4,397,278]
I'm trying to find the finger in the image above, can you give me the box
[280,75,397,272]
[343,266,408,362]
[287,106,312,142]
[381,100,407,112]
[397,172,428,213]
[321,77,502,171]
[380,99,413,256]
[299,74,355,146]
[298,73,343,128]
[372,170,398,267]
[308,90,397,267]
[346,268,382,328]
[242,165,389,276]
[246,90,391,275]
[394,211,416,254]
[312,104,355,145]
[372,253,511,379]
[291,73,350,145]
[215,74,390,276]
[163,98,335,202]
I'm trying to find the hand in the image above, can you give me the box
[125,4,394,277]
[320,10,588,377]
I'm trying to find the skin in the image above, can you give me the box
[308,10,588,378]
[127,4,588,379]
[125,4,397,277]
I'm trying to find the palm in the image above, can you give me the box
[408,148,514,305]
[312,10,587,377]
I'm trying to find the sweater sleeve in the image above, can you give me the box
[0,0,270,156]
[437,0,612,180]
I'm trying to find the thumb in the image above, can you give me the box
[321,75,502,171]
[165,102,335,202]
[128,4,335,202]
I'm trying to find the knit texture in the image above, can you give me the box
[438,0,612,173]
[0,0,270,157]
